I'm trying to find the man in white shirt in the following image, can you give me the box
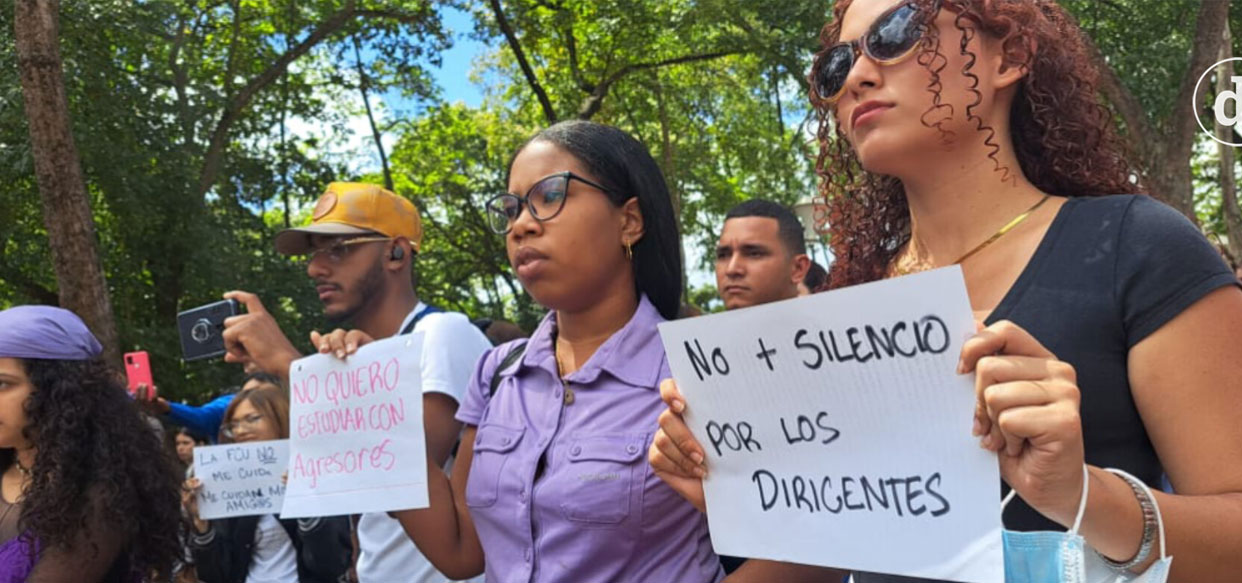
[221,182,490,582]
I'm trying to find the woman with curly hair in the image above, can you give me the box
[650,1,1242,581]
[0,305,182,582]
[184,382,351,583]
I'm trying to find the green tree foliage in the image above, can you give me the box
[462,0,828,273]
[387,103,546,332]
[1,0,1237,405]
[1,0,448,402]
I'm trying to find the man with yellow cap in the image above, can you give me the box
[221,182,490,583]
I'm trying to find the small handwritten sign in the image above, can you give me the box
[657,267,1003,583]
[280,332,429,518]
[194,440,289,520]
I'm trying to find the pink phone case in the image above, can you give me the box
[124,351,154,397]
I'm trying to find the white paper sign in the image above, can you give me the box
[280,332,429,518]
[194,440,289,520]
[657,267,1003,583]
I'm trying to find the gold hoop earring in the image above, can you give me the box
[624,241,633,260]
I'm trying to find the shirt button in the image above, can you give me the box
[524,548,532,562]
[570,446,582,456]
[520,488,527,503]
[626,444,639,454]
[502,437,511,445]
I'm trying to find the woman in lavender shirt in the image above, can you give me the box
[394,120,722,583]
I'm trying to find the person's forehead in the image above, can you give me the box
[509,141,595,192]
[0,357,25,378]
[232,398,259,417]
[719,216,782,246]
[840,0,908,41]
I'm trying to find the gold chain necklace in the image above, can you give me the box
[554,338,576,406]
[894,195,1051,276]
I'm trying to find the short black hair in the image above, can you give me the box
[724,199,807,255]
[176,426,210,444]
[804,260,828,292]
[513,121,683,320]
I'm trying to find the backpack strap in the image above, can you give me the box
[487,340,528,398]
[400,304,444,335]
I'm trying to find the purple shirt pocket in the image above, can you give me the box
[558,435,646,525]
[466,424,525,509]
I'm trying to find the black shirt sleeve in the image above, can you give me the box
[1114,195,1239,347]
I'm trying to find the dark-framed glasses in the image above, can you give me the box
[221,413,265,439]
[304,236,393,264]
[812,0,935,104]
[484,171,613,235]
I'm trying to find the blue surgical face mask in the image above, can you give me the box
[1003,466,1171,583]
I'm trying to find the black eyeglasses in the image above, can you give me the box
[484,171,612,235]
[812,0,935,104]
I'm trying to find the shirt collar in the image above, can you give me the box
[395,301,428,337]
[519,295,667,389]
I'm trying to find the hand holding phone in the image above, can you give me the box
[177,299,240,361]
[219,291,301,381]
[123,351,153,396]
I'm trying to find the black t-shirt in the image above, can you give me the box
[857,195,1237,583]
[988,194,1238,531]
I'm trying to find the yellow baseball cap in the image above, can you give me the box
[274,182,422,255]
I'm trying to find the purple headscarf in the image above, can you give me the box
[0,306,102,361]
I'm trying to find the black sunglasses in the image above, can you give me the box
[812,0,936,104]
[485,171,613,235]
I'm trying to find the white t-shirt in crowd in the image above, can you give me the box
[356,303,490,583]
[246,514,300,583]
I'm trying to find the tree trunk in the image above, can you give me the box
[353,34,394,190]
[14,0,120,364]
[1216,22,1242,265]
[1091,0,1228,224]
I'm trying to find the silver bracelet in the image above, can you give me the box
[1094,469,1158,571]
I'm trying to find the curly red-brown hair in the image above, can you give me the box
[810,0,1139,288]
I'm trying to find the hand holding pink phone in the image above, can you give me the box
[123,351,154,397]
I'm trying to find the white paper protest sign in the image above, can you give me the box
[657,267,1002,583]
[194,439,289,520]
[280,332,429,518]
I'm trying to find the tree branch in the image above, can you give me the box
[1082,31,1154,164]
[355,7,436,25]
[486,0,558,124]
[1216,21,1242,263]
[576,49,745,120]
[1168,0,1229,162]
[168,6,196,148]
[352,34,394,190]
[196,0,360,198]
[0,259,59,306]
[563,17,595,93]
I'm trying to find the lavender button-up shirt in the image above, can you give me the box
[457,296,723,583]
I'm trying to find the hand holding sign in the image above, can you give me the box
[310,327,375,359]
[656,267,1003,583]
[182,477,208,533]
[192,440,290,520]
[281,332,429,518]
[649,379,708,512]
[962,319,1086,528]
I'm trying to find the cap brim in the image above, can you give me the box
[274,223,375,255]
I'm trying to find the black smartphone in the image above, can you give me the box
[177,299,240,361]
